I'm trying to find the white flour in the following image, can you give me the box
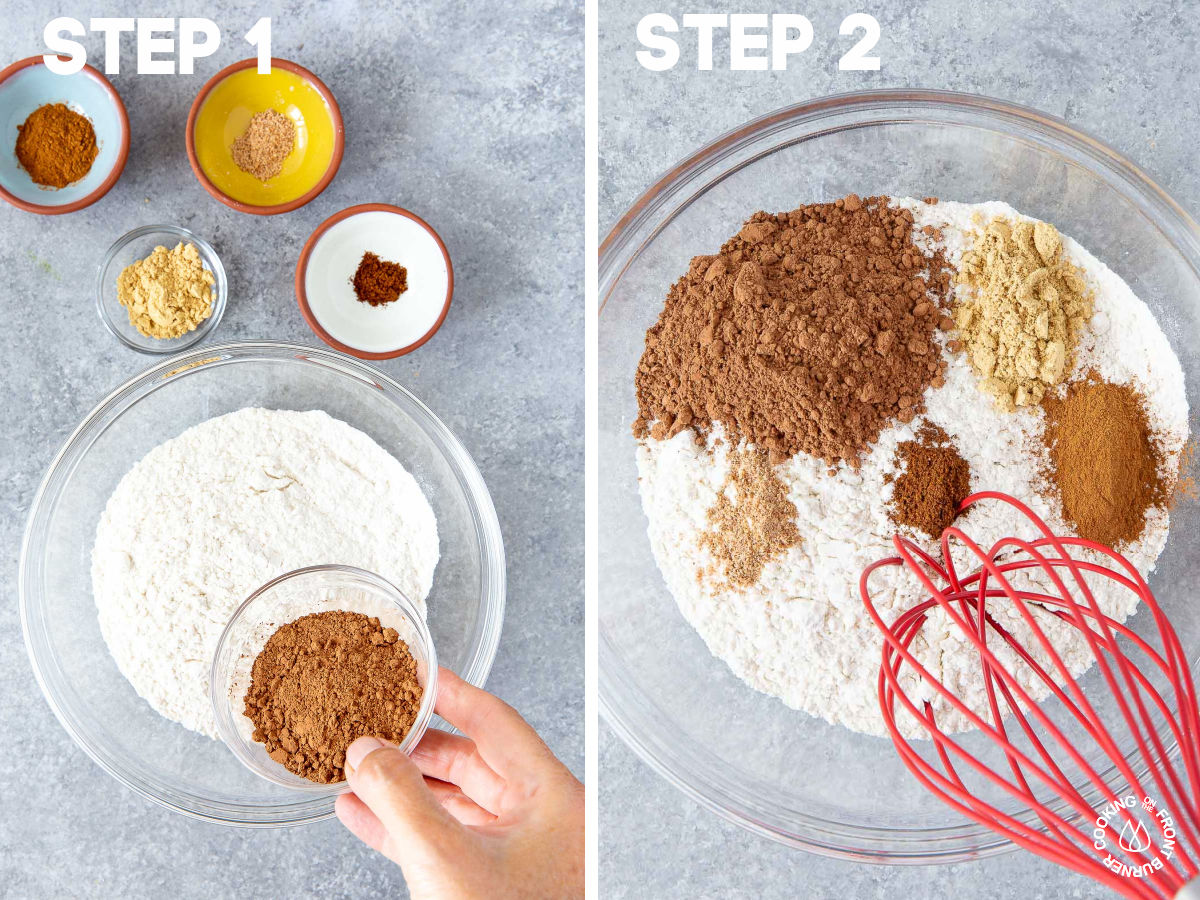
[92,407,439,739]
[637,199,1188,737]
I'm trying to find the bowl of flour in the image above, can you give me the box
[21,341,504,826]
[599,90,1200,861]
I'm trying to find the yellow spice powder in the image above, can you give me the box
[954,217,1093,411]
[117,242,215,340]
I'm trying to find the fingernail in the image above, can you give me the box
[345,736,385,775]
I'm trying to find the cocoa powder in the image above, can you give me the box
[244,610,423,784]
[1042,377,1167,549]
[633,195,953,466]
[888,423,972,538]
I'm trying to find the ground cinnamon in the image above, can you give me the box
[1042,377,1166,548]
[633,195,954,467]
[352,252,409,306]
[15,102,98,188]
[244,610,423,784]
[888,423,972,538]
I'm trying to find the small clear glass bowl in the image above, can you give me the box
[211,565,438,793]
[96,224,228,354]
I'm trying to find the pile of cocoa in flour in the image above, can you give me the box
[244,610,423,784]
[634,194,954,468]
[645,194,963,586]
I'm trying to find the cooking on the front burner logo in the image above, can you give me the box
[1093,794,1176,878]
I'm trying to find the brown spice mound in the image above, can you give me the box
[1042,377,1167,548]
[633,195,953,466]
[352,252,409,306]
[231,109,295,181]
[15,102,98,188]
[244,610,423,784]
[889,423,972,538]
[700,447,801,587]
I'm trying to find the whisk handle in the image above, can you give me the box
[1176,880,1200,900]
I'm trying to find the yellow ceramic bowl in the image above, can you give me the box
[186,58,343,215]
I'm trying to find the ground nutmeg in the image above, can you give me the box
[230,109,295,181]
[244,610,424,784]
[700,447,801,587]
[15,102,98,188]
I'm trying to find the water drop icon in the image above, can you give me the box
[1119,818,1152,854]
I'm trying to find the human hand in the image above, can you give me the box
[335,667,584,899]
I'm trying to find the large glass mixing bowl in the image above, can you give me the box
[20,342,505,826]
[599,90,1200,862]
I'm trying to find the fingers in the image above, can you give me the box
[343,737,462,864]
[434,668,561,783]
[423,777,499,827]
[410,729,507,813]
[335,791,388,854]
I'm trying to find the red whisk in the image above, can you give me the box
[861,491,1200,899]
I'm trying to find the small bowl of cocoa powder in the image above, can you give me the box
[210,564,437,791]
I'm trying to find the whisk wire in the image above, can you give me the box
[862,492,1200,898]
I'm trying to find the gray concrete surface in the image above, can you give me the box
[599,1,1198,897]
[0,2,581,897]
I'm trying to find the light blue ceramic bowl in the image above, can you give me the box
[0,56,129,214]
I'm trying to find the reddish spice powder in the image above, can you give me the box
[15,102,98,188]
[351,252,409,306]
[888,423,972,538]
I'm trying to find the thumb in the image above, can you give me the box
[344,737,464,862]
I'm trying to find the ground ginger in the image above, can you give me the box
[954,217,1093,411]
[117,242,215,340]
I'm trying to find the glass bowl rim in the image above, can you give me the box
[210,563,440,793]
[94,223,229,355]
[598,87,1200,863]
[19,340,506,827]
